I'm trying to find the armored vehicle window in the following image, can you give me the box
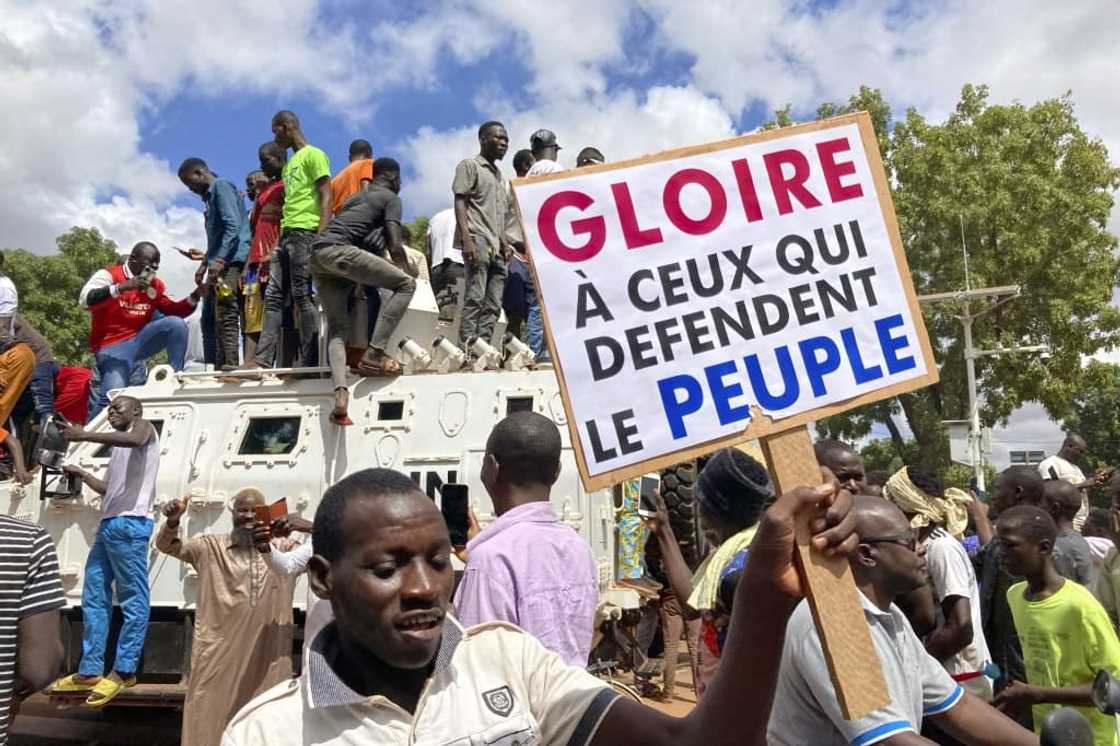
[238,417,300,455]
[94,419,164,458]
[378,401,404,421]
[505,397,534,416]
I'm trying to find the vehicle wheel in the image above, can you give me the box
[645,460,705,584]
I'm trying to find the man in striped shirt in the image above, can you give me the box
[0,515,65,745]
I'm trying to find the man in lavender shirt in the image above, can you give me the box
[453,411,598,666]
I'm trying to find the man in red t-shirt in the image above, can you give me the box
[80,242,204,417]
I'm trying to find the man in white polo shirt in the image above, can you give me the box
[768,496,1034,746]
[223,467,860,745]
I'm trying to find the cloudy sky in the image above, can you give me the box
[2,0,1117,467]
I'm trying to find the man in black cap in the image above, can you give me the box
[646,447,774,697]
[526,129,563,176]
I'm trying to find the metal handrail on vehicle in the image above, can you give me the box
[173,366,332,381]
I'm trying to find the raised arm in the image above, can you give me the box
[154,497,203,565]
[648,495,700,616]
[63,419,154,449]
[592,482,856,746]
[80,269,140,308]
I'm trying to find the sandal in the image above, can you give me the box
[330,410,354,426]
[51,673,99,693]
[356,356,403,377]
[85,675,136,708]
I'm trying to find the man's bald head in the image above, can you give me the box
[992,465,1044,513]
[1042,478,1083,522]
[850,495,926,600]
[853,494,910,537]
[272,110,299,128]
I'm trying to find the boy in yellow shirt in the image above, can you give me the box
[995,504,1120,745]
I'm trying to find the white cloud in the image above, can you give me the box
[400,85,736,216]
[0,0,408,295]
[642,0,1120,165]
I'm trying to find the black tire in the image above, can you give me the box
[645,460,705,584]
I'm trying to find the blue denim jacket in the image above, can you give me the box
[204,178,251,265]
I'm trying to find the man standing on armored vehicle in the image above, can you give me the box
[51,396,160,707]
[308,157,416,425]
[453,121,510,360]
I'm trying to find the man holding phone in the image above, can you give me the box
[453,412,598,666]
[79,242,204,417]
[155,488,300,746]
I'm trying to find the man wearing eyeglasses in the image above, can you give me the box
[767,495,1035,746]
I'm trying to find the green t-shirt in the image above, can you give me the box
[1007,578,1120,745]
[281,145,331,230]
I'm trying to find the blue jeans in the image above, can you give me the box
[91,316,187,417]
[526,296,545,357]
[78,516,153,677]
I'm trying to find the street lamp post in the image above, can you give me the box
[918,285,1028,492]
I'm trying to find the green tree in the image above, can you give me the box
[858,438,907,474]
[3,227,118,366]
[775,86,1120,464]
[403,216,430,257]
[1063,360,1120,473]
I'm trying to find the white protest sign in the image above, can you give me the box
[512,113,937,490]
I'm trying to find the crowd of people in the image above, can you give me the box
[0,108,603,460]
[5,400,1120,745]
[1,109,1119,746]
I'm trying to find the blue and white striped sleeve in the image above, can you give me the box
[788,619,918,745]
[918,643,965,717]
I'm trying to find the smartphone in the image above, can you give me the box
[440,484,470,546]
[638,474,660,518]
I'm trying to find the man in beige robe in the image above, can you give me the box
[156,487,297,746]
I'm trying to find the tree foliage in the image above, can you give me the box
[404,216,430,256]
[1064,360,1120,473]
[773,85,1120,465]
[2,227,118,366]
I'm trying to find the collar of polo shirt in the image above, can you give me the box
[306,616,465,709]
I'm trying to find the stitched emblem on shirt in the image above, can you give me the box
[482,685,514,717]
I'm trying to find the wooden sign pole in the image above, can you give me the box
[759,425,890,720]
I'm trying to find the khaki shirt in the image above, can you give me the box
[452,154,507,254]
[222,616,618,746]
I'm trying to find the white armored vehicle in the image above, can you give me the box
[1,282,646,707]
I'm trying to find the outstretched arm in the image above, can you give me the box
[63,420,154,449]
[592,482,856,746]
